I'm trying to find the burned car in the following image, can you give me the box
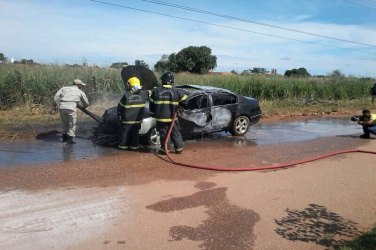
[173,84,261,138]
[82,65,261,146]
[87,84,261,146]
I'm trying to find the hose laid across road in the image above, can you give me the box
[162,113,376,171]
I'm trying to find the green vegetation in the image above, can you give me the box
[175,73,372,101]
[284,67,310,77]
[0,64,124,109]
[154,46,217,73]
[0,64,374,114]
[337,225,376,250]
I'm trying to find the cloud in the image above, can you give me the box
[0,0,375,77]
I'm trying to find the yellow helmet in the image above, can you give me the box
[128,77,141,87]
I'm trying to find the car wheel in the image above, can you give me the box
[147,126,160,146]
[231,116,250,136]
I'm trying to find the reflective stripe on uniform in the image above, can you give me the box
[153,100,179,105]
[180,95,187,101]
[118,145,128,149]
[119,102,145,109]
[122,121,142,124]
[155,118,178,122]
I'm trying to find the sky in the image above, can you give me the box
[1,0,375,77]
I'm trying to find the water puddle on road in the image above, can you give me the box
[0,117,361,167]
[243,117,360,145]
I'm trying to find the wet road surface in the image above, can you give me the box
[0,117,362,167]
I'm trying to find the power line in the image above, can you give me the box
[345,0,376,9]
[89,0,374,52]
[141,0,376,48]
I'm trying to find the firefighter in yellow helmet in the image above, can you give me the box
[117,77,148,150]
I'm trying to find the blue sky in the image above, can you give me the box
[1,0,375,77]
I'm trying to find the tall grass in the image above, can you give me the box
[175,74,372,102]
[0,64,373,111]
[0,64,124,109]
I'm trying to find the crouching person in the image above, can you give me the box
[358,109,376,139]
[117,77,148,150]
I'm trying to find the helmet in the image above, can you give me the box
[160,72,174,84]
[128,76,142,92]
[128,77,141,87]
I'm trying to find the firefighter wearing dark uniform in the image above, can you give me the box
[117,77,148,150]
[150,72,187,154]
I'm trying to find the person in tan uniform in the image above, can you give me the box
[54,79,89,144]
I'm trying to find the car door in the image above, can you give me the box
[179,93,213,136]
[210,92,237,130]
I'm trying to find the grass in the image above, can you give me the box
[1,64,374,110]
[175,73,373,101]
[0,64,124,109]
[336,225,376,250]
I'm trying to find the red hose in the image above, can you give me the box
[162,113,376,171]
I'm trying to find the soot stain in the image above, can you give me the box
[275,203,360,248]
[147,185,260,250]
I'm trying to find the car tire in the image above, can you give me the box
[147,126,160,146]
[230,115,250,136]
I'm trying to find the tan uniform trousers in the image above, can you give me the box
[59,109,77,137]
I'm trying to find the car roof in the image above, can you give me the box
[175,84,235,95]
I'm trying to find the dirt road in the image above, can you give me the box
[0,136,375,249]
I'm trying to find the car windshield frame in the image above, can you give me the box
[182,93,210,111]
[176,84,239,109]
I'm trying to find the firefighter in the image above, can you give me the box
[150,72,187,154]
[370,83,376,104]
[117,77,148,150]
[54,79,89,144]
[358,109,376,139]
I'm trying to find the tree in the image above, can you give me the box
[284,67,310,77]
[110,62,128,69]
[240,67,268,75]
[251,67,268,74]
[154,54,170,72]
[153,46,217,74]
[327,69,345,78]
[0,53,5,62]
[135,60,149,69]
[241,69,252,75]
[15,59,34,65]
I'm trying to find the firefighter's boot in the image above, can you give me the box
[67,136,76,144]
[62,134,68,142]
[360,133,370,139]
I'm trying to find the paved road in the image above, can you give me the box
[0,136,375,249]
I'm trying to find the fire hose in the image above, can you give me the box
[162,112,376,171]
